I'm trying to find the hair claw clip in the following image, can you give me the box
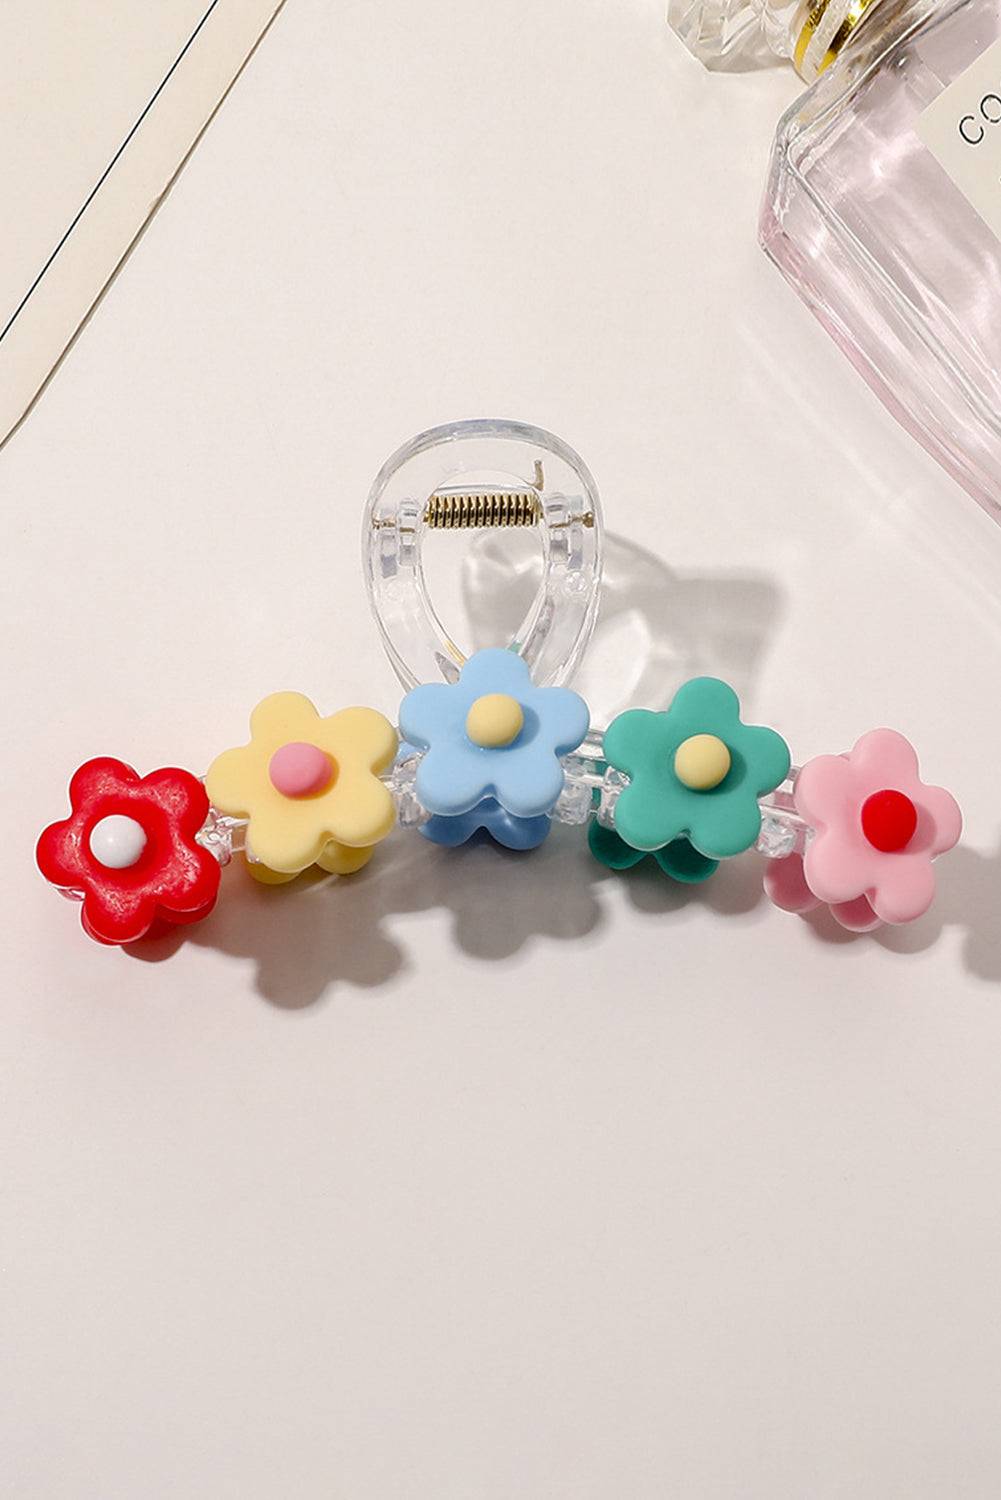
[366,419,601,851]
[363,417,603,692]
[36,418,963,947]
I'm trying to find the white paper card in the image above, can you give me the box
[0,0,286,444]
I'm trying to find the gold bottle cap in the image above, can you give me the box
[794,0,883,81]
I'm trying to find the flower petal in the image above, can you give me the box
[400,682,466,749]
[322,767,396,848]
[480,806,551,850]
[830,896,883,932]
[316,840,377,875]
[67,757,140,810]
[243,796,331,872]
[248,692,323,750]
[870,852,937,925]
[803,825,873,905]
[460,647,534,698]
[669,676,744,736]
[602,708,668,781]
[319,707,398,775]
[140,767,210,840]
[793,752,857,832]
[422,801,551,850]
[920,784,962,858]
[850,727,921,786]
[79,883,159,946]
[36,816,88,890]
[764,852,821,914]
[588,823,648,870]
[205,744,267,818]
[687,789,764,859]
[612,776,687,852]
[415,741,501,817]
[152,835,222,920]
[653,838,719,884]
[490,745,566,819]
[731,723,791,797]
[525,684,590,758]
[245,860,299,885]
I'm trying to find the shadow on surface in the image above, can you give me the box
[127,824,780,1009]
[787,839,1001,983]
[876,839,1001,982]
[463,528,785,725]
[182,825,606,1009]
[126,831,998,1004]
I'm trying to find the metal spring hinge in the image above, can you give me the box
[423,460,546,529]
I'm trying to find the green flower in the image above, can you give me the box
[589,678,790,883]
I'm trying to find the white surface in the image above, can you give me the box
[3,1,1001,1495]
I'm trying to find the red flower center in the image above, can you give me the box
[860,788,917,853]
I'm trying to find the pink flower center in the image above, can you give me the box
[861,788,917,853]
[268,742,334,798]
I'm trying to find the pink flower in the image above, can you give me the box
[764,730,961,931]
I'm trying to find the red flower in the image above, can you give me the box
[36,758,221,946]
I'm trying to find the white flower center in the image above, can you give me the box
[88,814,148,869]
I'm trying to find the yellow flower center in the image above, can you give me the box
[674,733,731,791]
[466,693,525,748]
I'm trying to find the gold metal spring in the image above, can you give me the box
[423,489,543,529]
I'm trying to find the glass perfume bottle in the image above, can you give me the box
[669,0,1001,525]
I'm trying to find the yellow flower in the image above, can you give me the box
[206,693,397,882]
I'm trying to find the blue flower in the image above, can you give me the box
[399,648,590,824]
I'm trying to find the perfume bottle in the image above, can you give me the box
[669,0,1001,525]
